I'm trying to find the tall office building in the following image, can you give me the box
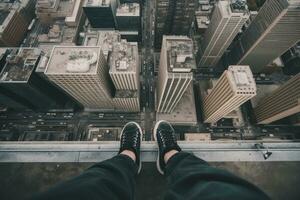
[0,48,58,110]
[198,0,249,68]
[157,36,195,113]
[109,40,139,90]
[45,46,114,110]
[83,0,118,29]
[113,90,140,112]
[203,65,256,123]
[116,3,140,31]
[109,40,140,111]
[229,0,300,73]
[0,0,36,47]
[155,0,196,49]
[254,74,300,124]
[36,0,83,26]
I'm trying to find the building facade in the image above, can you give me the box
[198,0,249,68]
[109,40,139,90]
[113,90,140,112]
[154,0,196,49]
[229,0,300,73]
[109,40,140,111]
[0,0,35,47]
[203,65,256,123]
[254,73,300,124]
[157,36,194,113]
[45,46,115,110]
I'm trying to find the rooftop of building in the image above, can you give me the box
[165,36,196,73]
[0,48,41,82]
[45,46,101,74]
[114,89,138,98]
[84,0,112,7]
[36,0,57,10]
[109,40,138,73]
[196,15,209,29]
[36,0,75,14]
[37,21,77,48]
[84,30,121,57]
[116,3,139,16]
[227,65,256,93]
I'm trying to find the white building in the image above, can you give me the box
[203,65,256,123]
[198,0,250,68]
[157,36,195,113]
[45,46,114,110]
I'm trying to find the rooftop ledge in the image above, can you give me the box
[0,141,300,163]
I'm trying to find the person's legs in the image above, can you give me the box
[30,122,143,200]
[164,152,269,200]
[153,120,270,200]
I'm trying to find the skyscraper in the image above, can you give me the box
[157,36,195,113]
[154,0,196,49]
[116,3,140,42]
[203,65,256,123]
[116,3,140,32]
[254,73,300,124]
[198,0,249,68]
[45,46,115,110]
[0,1,35,47]
[83,0,118,29]
[109,40,139,90]
[229,0,300,73]
[36,0,83,26]
[109,40,140,112]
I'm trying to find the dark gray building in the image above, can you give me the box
[155,0,197,49]
[0,48,59,111]
[83,0,118,29]
[116,3,140,31]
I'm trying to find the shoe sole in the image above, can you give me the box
[153,120,171,175]
[120,121,143,174]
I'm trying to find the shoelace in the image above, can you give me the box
[158,128,177,148]
[121,130,139,148]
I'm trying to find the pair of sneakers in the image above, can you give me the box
[118,120,181,174]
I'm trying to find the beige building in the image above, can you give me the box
[113,90,140,112]
[157,36,195,113]
[109,40,139,90]
[36,0,83,26]
[198,0,249,68]
[229,0,300,73]
[0,0,36,47]
[109,40,140,112]
[83,31,121,59]
[45,46,114,110]
[203,65,256,123]
[255,74,300,124]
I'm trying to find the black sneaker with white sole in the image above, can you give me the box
[153,120,181,174]
[118,122,143,174]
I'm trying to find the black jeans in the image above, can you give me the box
[31,152,270,200]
